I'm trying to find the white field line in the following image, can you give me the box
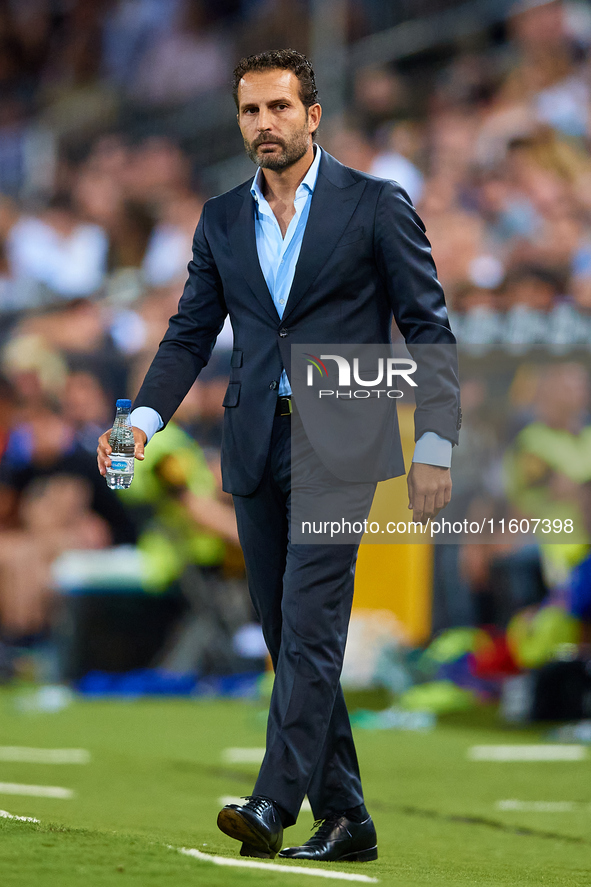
[0,812,378,881]
[0,746,90,764]
[468,745,588,762]
[0,782,74,799]
[496,800,589,812]
[0,809,40,822]
[219,795,312,813]
[223,747,266,764]
[177,846,379,882]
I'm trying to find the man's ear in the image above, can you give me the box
[309,103,322,136]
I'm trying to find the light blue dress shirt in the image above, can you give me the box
[131,146,452,467]
[250,143,322,395]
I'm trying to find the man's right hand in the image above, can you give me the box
[97,427,147,477]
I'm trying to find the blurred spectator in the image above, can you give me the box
[0,95,55,198]
[130,0,231,106]
[6,301,130,410]
[428,109,480,182]
[7,193,108,299]
[506,0,587,138]
[123,420,238,588]
[0,375,17,461]
[353,66,408,133]
[504,361,591,585]
[36,4,119,146]
[418,176,485,291]
[142,191,204,286]
[2,332,67,413]
[0,403,134,639]
[371,120,426,201]
[108,198,155,272]
[322,125,374,174]
[432,376,504,631]
[119,419,250,673]
[0,195,25,315]
[502,264,562,344]
[477,168,542,250]
[370,148,424,206]
[567,480,591,635]
[102,0,181,87]
[20,299,111,356]
[174,372,229,452]
[450,284,504,345]
[238,0,309,58]
[61,366,112,455]
[129,285,184,352]
[122,137,191,205]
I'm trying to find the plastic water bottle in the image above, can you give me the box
[106,399,135,489]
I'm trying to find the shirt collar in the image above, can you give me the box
[250,144,322,205]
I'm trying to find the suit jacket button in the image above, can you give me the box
[456,408,462,431]
[269,381,278,390]
[279,328,288,337]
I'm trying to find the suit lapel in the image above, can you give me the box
[282,155,366,323]
[227,187,280,324]
[226,153,366,325]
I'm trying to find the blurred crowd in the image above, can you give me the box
[1,0,591,678]
[433,357,591,632]
[329,0,591,346]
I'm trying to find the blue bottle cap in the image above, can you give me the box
[116,398,132,409]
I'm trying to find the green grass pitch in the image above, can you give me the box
[0,688,590,886]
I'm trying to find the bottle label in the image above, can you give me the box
[109,456,134,474]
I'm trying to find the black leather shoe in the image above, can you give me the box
[217,796,283,858]
[278,812,377,862]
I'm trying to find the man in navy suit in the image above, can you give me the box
[98,49,460,863]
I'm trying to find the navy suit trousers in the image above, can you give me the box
[232,414,376,825]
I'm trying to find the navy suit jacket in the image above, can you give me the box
[134,150,461,496]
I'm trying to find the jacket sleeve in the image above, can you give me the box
[374,181,461,445]
[133,202,228,427]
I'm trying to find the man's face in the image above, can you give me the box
[237,69,319,171]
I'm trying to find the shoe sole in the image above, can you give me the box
[339,845,378,862]
[279,845,378,863]
[240,842,273,859]
[217,808,277,858]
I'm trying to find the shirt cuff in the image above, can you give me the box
[130,407,164,444]
[412,431,452,468]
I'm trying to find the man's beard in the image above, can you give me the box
[244,124,311,171]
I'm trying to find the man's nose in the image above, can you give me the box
[257,106,272,130]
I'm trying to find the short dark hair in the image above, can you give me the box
[232,49,319,111]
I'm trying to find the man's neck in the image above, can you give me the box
[259,144,316,205]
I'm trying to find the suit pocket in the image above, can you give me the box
[334,226,364,248]
[231,349,243,368]
[222,381,241,407]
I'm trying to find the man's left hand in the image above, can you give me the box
[407,463,452,524]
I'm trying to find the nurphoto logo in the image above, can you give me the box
[304,352,417,398]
